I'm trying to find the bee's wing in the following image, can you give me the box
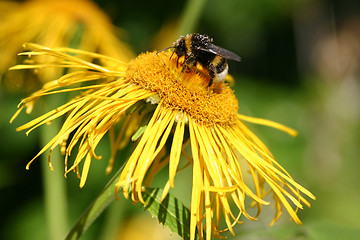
[197,44,241,61]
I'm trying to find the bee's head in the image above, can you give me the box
[173,37,187,57]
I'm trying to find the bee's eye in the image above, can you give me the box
[175,46,186,56]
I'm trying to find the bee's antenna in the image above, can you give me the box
[156,46,175,54]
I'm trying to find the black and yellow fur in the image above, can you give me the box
[170,33,240,88]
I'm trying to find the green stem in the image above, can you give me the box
[178,0,207,36]
[41,120,69,240]
[64,167,122,240]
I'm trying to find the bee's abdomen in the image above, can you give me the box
[212,56,228,83]
[212,56,227,74]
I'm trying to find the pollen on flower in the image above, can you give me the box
[125,51,239,126]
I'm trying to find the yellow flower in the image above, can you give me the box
[11,43,315,240]
[0,0,133,88]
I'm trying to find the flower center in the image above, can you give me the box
[125,51,239,126]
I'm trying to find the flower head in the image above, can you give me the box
[11,43,315,240]
[0,0,133,89]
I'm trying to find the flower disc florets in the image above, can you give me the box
[126,51,239,126]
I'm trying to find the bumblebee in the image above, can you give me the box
[160,33,241,88]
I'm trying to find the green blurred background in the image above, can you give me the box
[1,0,360,239]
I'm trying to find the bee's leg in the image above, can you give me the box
[170,51,175,60]
[207,68,216,96]
[177,64,187,81]
[176,55,180,67]
[184,56,195,66]
[207,78,213,96]
[177,56,195,80]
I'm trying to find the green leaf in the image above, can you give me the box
[64,169,198,240]
[141,188,199,240]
